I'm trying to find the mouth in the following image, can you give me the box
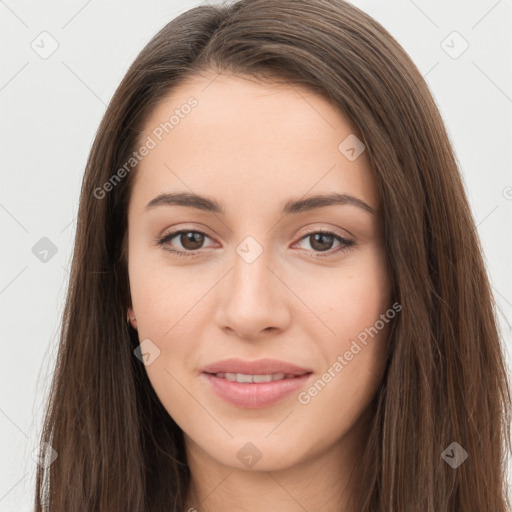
[200,359,313,408]
[207,372,310,383]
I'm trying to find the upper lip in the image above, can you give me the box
[202,358,312,376]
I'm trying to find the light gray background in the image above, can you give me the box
[1,0,511,510]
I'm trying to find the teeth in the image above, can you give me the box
[252,374,273,383]
[217,372,288,383]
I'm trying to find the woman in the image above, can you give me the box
[34,0,511,510]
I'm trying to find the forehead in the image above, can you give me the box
[130,72,379,216]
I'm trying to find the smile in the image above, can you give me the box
[213,372,300,383]
[201,371,313,409]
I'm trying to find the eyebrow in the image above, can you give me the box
[145,192,375,215]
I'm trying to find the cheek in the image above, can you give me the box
[128,243,204,336]
[293,307,391,455]
[294,246,391,411]
[128,258,205,425]
[128,248,208,387]
[298,319,389,437]
[297,245,391,346]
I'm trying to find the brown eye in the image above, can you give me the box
[295,230,354,258]
[177,231,205,250]
[309,233,336,252]
[159,230,212,255]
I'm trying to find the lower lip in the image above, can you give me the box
[201,372,312,409]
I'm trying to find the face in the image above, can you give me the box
[126,72,393,472]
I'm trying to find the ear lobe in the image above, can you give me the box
[127,307,138,329]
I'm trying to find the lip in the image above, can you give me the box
[201,357,312,376]
[200,358,313,409]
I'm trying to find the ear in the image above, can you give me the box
[127,307,138,330]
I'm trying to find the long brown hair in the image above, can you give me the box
[34,0,511,510]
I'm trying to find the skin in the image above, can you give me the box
[126,72,392,512]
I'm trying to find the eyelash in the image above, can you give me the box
[156,228,355,259]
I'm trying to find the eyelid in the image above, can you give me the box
[157,223,216,243]
[156,227,218,252]
[294,223,354,241]
[158,222,351,242]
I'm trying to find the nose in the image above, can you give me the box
[214,244,291,340]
